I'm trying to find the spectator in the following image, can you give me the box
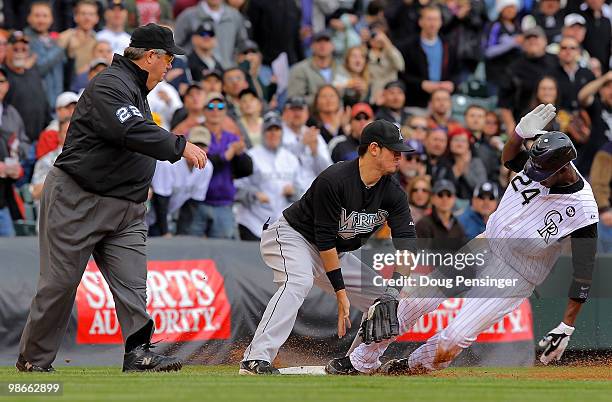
[464,104,501,182]
[328,8,362,61]
[4,31,51,152]
[329,102,373,162]
[200,67,223,92]
[522,0,564,44]
[483,0,522,95]
[403,116,428,143]
[147,77,183,131]
[547,13,591,68]
[589,141,612,252]
[374,80,410,127]
[580,0,611,74]
[457,181,499,240]
[366,28,404,104]
[125,0,173,30]
[397,5,458,111]
[589,57,602,78]
[246,0,303,66]
[311,84,348,143]
[577,71,612,175]
[552,36,595,111]
[70,40,113,93]
[440,127,488,208]
[0,33,7,65]
[0,64,27,157]
[405,175,432,225]
[415,179,466,242]
[174,0,248,68]
[235,112,300,241]
[197,92,253,238]
[287,30,343,106]
[424,127,452,183]
[397,139,428,187]
[3,0,34,30]
[281,96,332,191]
[498,26,557,135]
[236,88,263,148]
[58,0,100,78]
[187,20,221,82]
[25,1,65,109]
[30,119,70,202]
[444,0,487,79]
[0,125,22,237]
[171,83,206,135]
[96,0,131,55]
[36,91,79,159]
[222,67,250,120]
[334,45,370,105]
[236,40,277,105]
[527,76,561,130]
[426,88,463,133]
[148,126,214,237]
[384,0,425,44]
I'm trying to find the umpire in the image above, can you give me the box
[17,23,206,373]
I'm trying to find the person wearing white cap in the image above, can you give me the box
[521,0,564,44]
[546,13,591,68]
[580,0,611,75]
[35,91,80,160]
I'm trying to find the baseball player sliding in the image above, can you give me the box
[325,104,599,375]
[240,120,418,375]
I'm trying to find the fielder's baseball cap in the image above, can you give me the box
[204,91,224,104]
[263,112,283,131]
[360,120,415,152]
[312,29,333,42]
[564,13,586,27]
[56,91,80,108]
[129,23,185,55]
[8,31,29,44]
[351,102,374,119]
[189,126,211,147]
[89,57,110,71]
[523,26,546,39]
[285,96,307,109]
[473,181,499,199]
[384,80,406,92]
[432,179,456,195]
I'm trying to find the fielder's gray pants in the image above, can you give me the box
[19,167,152,367]
[243,216,383,363]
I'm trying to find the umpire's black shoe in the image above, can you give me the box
[325,356,360,375]
[122,343,182,372]
[239,360,280,375]
[16,355,55,373]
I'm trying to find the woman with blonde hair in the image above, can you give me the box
[405,175,432,225]
[334,45,371,105]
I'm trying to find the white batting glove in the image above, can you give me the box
[538,321,574,365]
[515,104,557,139]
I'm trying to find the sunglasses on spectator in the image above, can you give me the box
[0,79,8,83]
[199,31,215,38]
[477,194,496,201]
[436,191,453,198]
[353,114,371,121]
[411,187,430,194]
[404,154,423,162]
[560,45,578,51]
[409,125,428,131]
[241,49,258,55]
[206,102,225,110]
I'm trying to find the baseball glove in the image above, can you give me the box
[359,287,400,344]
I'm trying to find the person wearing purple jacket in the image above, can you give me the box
[189,92,252,238]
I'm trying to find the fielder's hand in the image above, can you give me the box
[359,287,400,344]
[183,142,207,169]
[515,103,556,139]
[336,290,351,338]
[538,321,574,365]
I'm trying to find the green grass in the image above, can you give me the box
[0,366,611,402]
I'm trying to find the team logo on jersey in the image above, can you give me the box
[536,210,564,243]
[566,206,575,217]
[338,208,389,240]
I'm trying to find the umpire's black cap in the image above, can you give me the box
[360,120,415,153]
[524,131,577,182]
[129,23,185,55]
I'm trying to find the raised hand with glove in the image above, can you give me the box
[359,287,400,344]
[538,322,574,365]
[515,103,557,139]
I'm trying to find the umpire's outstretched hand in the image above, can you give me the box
[183,142,208,169]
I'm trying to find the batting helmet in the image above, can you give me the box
[524,131,577,182]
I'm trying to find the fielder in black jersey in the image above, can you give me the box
[239,120,417,375]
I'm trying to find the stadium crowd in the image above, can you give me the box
[0,0,610,252]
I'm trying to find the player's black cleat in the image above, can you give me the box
[122,342,182,372]
[239,360,280,375]
[325,356,360,375]
[16,355,55,373]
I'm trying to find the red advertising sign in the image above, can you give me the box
[76,260,231,344]
[397,298,533,343]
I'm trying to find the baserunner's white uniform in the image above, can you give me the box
[350,165,599,372]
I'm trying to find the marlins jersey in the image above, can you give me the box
[283,158,416,252]
[485,163,599,285]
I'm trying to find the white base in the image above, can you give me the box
[278,365,327,375]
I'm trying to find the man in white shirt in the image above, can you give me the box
[281,96,332,192]
[96,0,131,55]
